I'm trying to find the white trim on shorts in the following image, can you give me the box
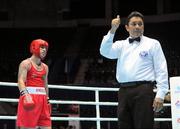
[26,87,46,95]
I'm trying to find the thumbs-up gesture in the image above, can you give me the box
[110,15,121,34]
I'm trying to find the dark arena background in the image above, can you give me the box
[0,0,179,129]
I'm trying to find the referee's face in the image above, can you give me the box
[125,17,144,38]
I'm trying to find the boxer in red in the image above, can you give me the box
[16,39,52,129]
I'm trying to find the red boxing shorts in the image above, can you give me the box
[16,87,51,128]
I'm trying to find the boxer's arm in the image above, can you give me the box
[18,60,32,99]
[44,64,50,101]
[44,64,51,114]
[18,60,29,92]
[18,60,34,107]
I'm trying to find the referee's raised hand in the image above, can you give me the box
[110,15,121,34]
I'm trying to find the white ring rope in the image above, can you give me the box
[0,81,172,129]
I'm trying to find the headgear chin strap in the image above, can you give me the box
[30,39,49,60]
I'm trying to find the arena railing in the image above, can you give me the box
[0,81,171,129]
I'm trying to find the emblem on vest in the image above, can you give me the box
[42,75,46,80]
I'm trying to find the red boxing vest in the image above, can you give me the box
[26,64,46,87]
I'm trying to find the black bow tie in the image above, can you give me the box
[129,37,141,43]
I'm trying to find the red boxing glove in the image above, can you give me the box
[22,94,35,110]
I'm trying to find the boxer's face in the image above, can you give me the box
[39,46,48,59]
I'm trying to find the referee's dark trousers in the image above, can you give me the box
[117,81,155,129]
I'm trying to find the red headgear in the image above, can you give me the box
[30,39,49,59]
